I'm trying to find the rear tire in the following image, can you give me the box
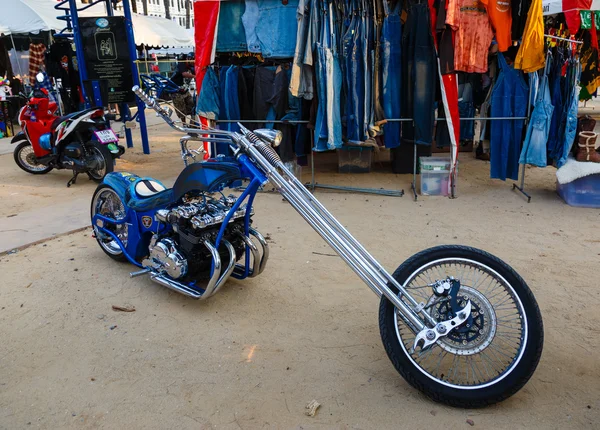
[91,184,128,262]
[379,245,543,408]
[13,141,53,174]
[86,143,114,183]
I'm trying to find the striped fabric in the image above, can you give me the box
[28,43,46,85]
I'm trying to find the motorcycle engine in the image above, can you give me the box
[142,194,251,280]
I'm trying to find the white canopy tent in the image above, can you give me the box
[0,0,194,48]
[543,0,600,15]
[0,0,61,35]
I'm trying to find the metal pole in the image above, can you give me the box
[68,0,90,107]
[122,0,150,154]
[145,46,149,76]
[310,129,315,192]
[512,73,533,203]
[411,127,418,201]
[8,34,25,81]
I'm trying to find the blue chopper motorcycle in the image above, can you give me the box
[90,86,543,408]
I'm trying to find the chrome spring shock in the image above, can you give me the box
[244,130,283,166]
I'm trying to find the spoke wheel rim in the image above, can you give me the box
[18,145,47,171]
[394,258,528,390]
[87,146,107,179]
[92,188,127,255]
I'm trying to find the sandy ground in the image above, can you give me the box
[0,120,599,429]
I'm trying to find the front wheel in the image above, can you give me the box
[13,141,53,174]
[379,245,543,408]
[85,143,114,182]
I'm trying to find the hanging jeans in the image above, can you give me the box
[381,0,402,148]
[458,83,475,140]
[547,51,564,157]
[242,0,261,53]
[519,66,554,167]
[528,71,539,108]
[342,12,364,144]
[216,0,247,52]
[215,66,231,155]
[362,9,374,138]
[289,0,314,99]
[255,0,299,58]
[402,3,436,145]
[490,53,529,181]
[196,66,220,120]
[556,62,581,168]
[314,1,342,151]
[238,66,257,127]
[224,67,241,134]
[372,0,386,131]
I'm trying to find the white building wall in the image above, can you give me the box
[114,0,194,28]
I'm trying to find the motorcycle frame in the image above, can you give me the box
[120,87,452,335]
[92,154,269,294]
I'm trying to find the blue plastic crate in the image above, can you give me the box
[557,174,600,208]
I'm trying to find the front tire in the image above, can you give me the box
[379,245,543,408]
[13,141,53,174]
[86,143,114,182]
[91,184,128,262]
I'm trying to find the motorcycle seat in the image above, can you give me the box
[51,112,79,130]
[135,179,167,198]
[127,178,173,212]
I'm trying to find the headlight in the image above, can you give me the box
[254,128,283,147]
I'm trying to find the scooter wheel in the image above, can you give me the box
[86,142,114,182]
[14,141,53,174]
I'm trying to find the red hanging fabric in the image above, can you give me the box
[193,0,221,92]
[564,10,582,33]
[429,0,460,196]
[193,0,221,159]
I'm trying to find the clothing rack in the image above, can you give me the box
[544,34,584,44]
[212,119,404,197]
[512,82,534,202]
[386,116,529,201]
[212,114,533,200]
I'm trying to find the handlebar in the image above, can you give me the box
[132,85,235,142]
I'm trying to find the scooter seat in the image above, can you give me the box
[51,112,79,130]
[50,108,99,130]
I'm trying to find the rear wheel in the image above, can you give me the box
[379,245,543,408]
[13,141,53,174]
[86,143,114,182]
[91,184,128,262]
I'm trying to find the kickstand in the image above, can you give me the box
[67,171,79,188]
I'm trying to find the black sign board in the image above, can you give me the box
[80,16,134,104]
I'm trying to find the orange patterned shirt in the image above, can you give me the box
[446,0,494,73]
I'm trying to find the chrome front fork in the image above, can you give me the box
[235,134,439,334]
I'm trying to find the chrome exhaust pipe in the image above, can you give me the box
[149,272,203,299]
[235,232,260,277]
[148,239,236,300]
[249,228,269,275]
[211,239,236,295]
[200,240,222,299]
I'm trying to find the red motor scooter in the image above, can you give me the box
[11,74,125,186]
